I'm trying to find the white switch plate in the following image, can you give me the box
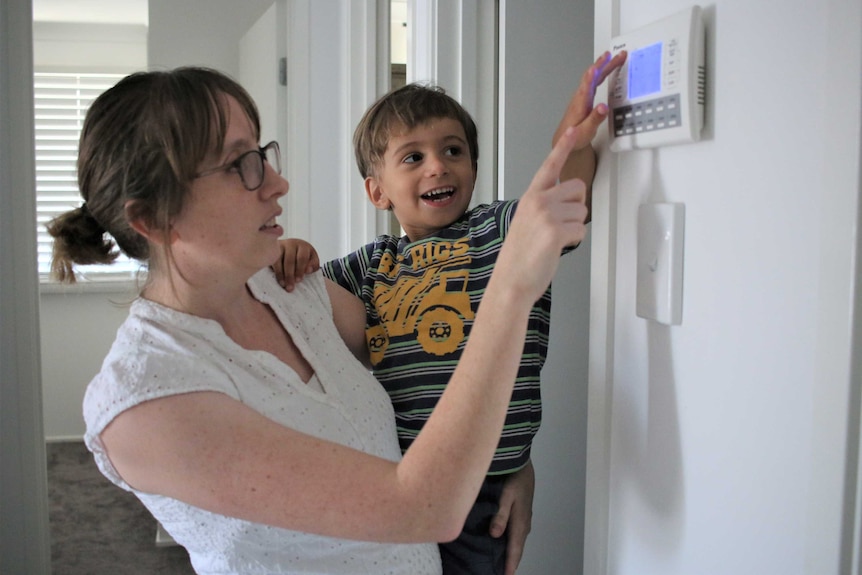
[636,203,685,325]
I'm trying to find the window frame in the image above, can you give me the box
[33,70,145,287]
[32,19,147,290]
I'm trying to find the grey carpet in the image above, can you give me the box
[47,441,195,574]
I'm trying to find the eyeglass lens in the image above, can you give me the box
[240,142,281,190]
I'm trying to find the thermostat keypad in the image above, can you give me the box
[613,94,682,136]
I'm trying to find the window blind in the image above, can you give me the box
[34,72,141,281]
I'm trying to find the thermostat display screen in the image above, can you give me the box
[628,42,663,100]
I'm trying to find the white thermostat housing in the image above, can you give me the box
[609,6,705,151]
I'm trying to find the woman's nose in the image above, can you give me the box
[261,161,289,198]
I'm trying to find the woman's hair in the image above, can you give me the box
[352,83,479,179]
[47,67,260,283]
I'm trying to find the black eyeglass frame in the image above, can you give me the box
[195,140,281,191]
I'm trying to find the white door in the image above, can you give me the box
[409,0,497,206]
[240,0,386,258]
[496,2,595,573]
[240,0,288,232]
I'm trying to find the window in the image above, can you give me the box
[34,72,140,282]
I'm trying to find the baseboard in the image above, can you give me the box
[155,522,179,547]
[45,435,85,444]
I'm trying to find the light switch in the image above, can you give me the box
[636,203,685,325]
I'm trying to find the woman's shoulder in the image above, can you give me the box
[248,268,339,334]
[83,300,240,434]
[249,267,329,308]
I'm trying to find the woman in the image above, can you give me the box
[47,67,592,574]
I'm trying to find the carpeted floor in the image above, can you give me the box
[47,441,195,574]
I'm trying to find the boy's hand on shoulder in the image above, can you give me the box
[273,239,320,291]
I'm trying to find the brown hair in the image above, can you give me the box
[47,67,260,283]
[353,83,479,179]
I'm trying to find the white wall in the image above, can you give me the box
[587,0,862,573]
[498,1,594,573]
[40,289,136,439]
[33,22,146,70]
[39,0,274,440]
[148,0,273,76]
[0,0,52,570]
[34,19,147,441]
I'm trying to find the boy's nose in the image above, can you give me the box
[425,154,449,177]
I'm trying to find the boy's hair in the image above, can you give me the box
[353,83,479,178]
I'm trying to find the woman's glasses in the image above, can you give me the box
[195,141,281,191]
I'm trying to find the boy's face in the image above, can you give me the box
[365,117,477,242]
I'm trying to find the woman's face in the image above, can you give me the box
[168,95,288,281]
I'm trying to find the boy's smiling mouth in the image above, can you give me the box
[421,186,455,202]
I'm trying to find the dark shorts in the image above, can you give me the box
[438,475,508,575]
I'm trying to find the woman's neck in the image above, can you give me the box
[142,268,258,327]
[145,268,314,381]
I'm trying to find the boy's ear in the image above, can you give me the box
[365,177,392,210]
[125,200,176,245]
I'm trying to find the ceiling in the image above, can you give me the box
[33,0,148,25]
[32,1,405,28]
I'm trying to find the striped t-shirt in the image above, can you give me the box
[324,200,558,475]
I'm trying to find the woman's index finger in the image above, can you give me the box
[531,126,578,190]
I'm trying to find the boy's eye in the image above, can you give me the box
[402,152,423,164]
[445,146,463,158]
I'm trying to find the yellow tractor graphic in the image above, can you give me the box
[366,266,475,365]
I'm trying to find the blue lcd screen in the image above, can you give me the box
[628,42,663,100]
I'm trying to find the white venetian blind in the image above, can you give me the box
[34,71,141,281]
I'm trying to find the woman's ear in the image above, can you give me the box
[125,200,175,245]
[365,177,392,211]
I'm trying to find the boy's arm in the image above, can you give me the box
[325,278,371,368]
[553,50,627,222]
[323,247,378,368]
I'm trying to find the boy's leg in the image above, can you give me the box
[439,475,507,575]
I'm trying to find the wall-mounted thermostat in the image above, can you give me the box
[609,6,705,151]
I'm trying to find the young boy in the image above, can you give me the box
[279,51,625,574]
